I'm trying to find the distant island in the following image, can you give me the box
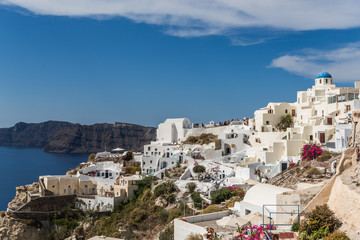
[0,121,156,153]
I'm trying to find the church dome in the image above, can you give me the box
[316,71,332,79]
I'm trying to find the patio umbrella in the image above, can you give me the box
[112,148,125,152]
[238,212,273,227]
[216,214,246,228]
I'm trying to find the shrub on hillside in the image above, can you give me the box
[299,204,341,239]
[193,165,206,173]
[190,192,205,209]
[326,232,350,240]
[291,221,300,232]
[183,133,217,145]
[186,182,197,193]
[88,153,96,161]
[317,150,341,162]
[301,143,323,161]
[159,224,174,240]
[278,114,294,131]
[158,209,169,224]
[186,233,203,240]
[210,187,233,204]
[306,167,322,177]
[122,151,133,161]
[135,176,155,197]
[202,205,223,214]
[154,181,178,204]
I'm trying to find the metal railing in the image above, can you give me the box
[262,204,309,239]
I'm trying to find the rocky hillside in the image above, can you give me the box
[0,121,156,153]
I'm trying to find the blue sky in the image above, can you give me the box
[1,1,360,127]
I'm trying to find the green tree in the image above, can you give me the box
[122,151,133,161]
[193,165,206,173]
[186,182,197,193]
[210,188,233,204]
[278,114,294,131]
[299,204,341,239]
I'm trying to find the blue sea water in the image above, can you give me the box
[0,146,88,211]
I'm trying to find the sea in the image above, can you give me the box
[0,146,89,211]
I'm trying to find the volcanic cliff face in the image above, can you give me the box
[0,121,156,153]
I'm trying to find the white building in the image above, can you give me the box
[156,118,191,144]
[335,123,352,151]
[141,143,186,174]
[230,184,300,224]
[251,72,360,146]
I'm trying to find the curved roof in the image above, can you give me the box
[243,184,292,207]
[316,71,332,79]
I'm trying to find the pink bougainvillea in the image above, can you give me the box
[226,185,245,199]
[234,224,275,240]
[301,143,323,161]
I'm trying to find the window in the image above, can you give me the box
[150,160,152,164]
[64,189,66,193]
[346,105,351,112]
[148,147,150,151]
[102,173,104,176]
[52,185,55,188]
[266,121,269,125]
[285,109,288,113]
[74,189,77,194]
[326,79,328,84]
[320,79,322,84]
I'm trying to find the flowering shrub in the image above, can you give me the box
[234,225,267,240]
[301,143,323,161]
[211,186,245,204]
[227,186,245,199]
[289,160,296,168]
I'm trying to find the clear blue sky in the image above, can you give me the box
[1,1,360,127]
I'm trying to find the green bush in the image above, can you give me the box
[158,209,169,224]
[193,165,206,173]
[135,176,155,197]
[186,233,203,240]
[202,205,223,214]
[210,188,233,204]
[88,153,96,161]
[128,207,148,225]
[186,182,197,193]
[190,192,204,209]
[278,114,294,130]
[299,204,341,239]
[122,151,133,161]
[326,232,350,240]
[291,221,300,232]
[159,224,174,240]
[168,208,183,221]
[184,134,217,145]
[154,181,178,204]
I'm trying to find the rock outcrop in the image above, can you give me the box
[0,121,156,153]
[0,213,48,240]
[304,111,360,239]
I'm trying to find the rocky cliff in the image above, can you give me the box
[0,121,156,153]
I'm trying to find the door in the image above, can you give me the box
[68,187,71,195]
[327,118,332,125]
[292,109,296,116]
[281,163,288,171]
[320,133,325,143]
[105,170,109,178]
